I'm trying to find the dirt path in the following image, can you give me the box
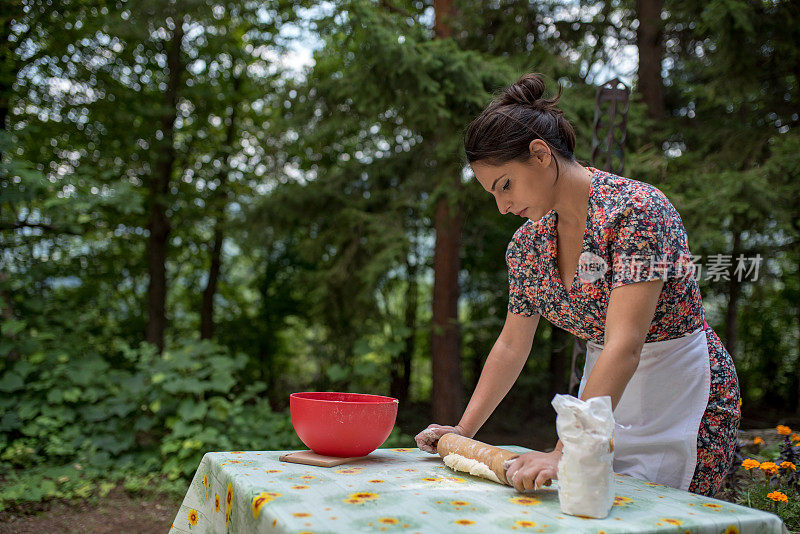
[0,487,180,534]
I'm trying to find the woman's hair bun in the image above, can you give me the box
[500,73,562,112]
[464,71,576,164]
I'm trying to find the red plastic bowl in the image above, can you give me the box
[290,392,399,457]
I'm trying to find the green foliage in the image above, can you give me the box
[0,335,305,508]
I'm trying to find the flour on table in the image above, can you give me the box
[443,453,501,483]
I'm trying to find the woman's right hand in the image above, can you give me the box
[414,424,468,454]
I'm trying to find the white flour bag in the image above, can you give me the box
[551,394,615,519]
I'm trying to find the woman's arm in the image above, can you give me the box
[579,279,664,408]
[505,279,664,491]
[415,310,539,451]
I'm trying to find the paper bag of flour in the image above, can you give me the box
[551,394,614,519]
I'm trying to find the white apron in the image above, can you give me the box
[578,325,711,491]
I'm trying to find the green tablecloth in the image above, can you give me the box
[171,447,785,533]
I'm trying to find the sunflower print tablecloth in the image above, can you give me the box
[171,447,785,534]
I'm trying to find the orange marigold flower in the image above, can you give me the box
[792,434,800,442]
[767,491,788,503]
[741,459,761,470]
[781,461,797,471]
[777,425,792,436]
[753,437,765,445]
[760,461,779,475]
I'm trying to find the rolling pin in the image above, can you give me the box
[436,433,520,486]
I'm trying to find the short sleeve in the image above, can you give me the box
[506,236,538,316]
[610,188,693,289]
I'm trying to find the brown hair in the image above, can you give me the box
[464,73,577,171]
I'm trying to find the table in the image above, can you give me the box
[171,447,786,533]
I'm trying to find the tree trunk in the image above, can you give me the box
[636,0,665,119]
[200,73,241,340]
[391,254,417,404]
[795,242,800,414]
[145,19,184,352]
[433,0,456,38]
[794,63,800,414]
[795,243,800,414]
[200,224,223,339]
[549,326,569,400]
[430,0,464,425]
[0,3,23,159]
[259,256,280,409]
[0,272,18,363]
[568,335,585,396]
[471,335,483,392]
[432,190,464,423]
[724,231,742,355]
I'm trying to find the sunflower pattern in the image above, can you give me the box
[171,448,783,533]
[613,496,633,507]
[506,168,740,496]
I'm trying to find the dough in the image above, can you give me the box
[443,453,502,483]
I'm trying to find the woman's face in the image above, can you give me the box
[471,151,556,222]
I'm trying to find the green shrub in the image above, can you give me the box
[0,338,294,508]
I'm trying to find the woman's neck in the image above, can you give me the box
[552,162,593,229]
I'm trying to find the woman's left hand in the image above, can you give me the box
[504,450,560,492]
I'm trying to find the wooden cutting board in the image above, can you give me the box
[279,450,368,467]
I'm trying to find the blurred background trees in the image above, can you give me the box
[1,0,798,505]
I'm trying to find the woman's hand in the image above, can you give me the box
[504,449,561,492]
[414,424,468,454]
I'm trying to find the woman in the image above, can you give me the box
[415,73,741,497]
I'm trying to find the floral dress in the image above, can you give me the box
[505,167,741,496]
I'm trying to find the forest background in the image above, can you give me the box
[1,0,799,522]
